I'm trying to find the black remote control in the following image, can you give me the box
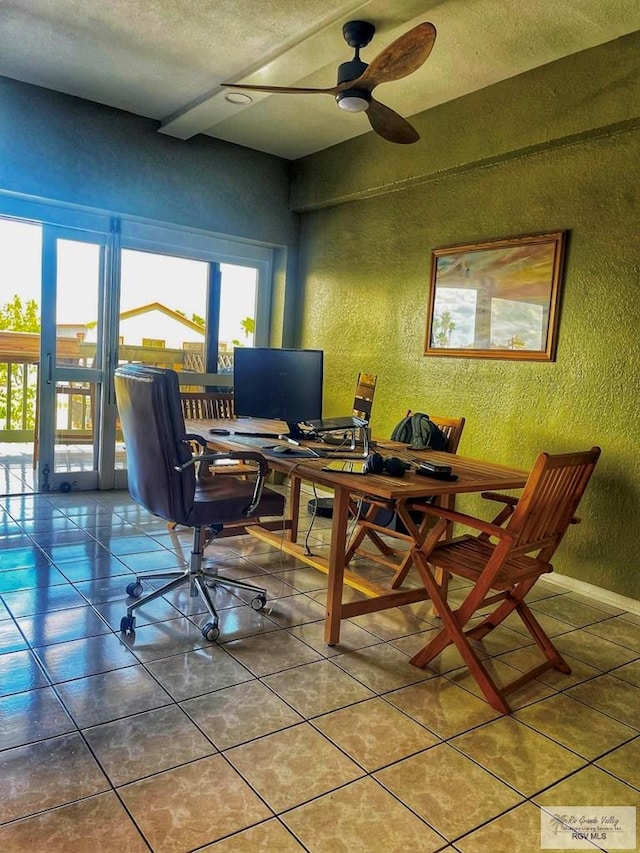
[417,461,452,475]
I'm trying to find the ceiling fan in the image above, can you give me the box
[221,20,437,145]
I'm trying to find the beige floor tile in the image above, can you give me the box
[221,569,297,601]
[223,629,323,676]
[567,673,640,729]
[451,716,586,796]
[263,658,374,717]
[181,680,303,750]
[596,736,640,790]
[467,623,535,657]
[456,802,550,853]
[501,608,576,638]
[553,630,638,671]
[611,660,640,688]
[288,618,380,656]
[120,616,211,663]
[346,605,434,641]
[515,693,638,760]
[53,663,172,727]
[313,696,440,771]
[225,722,363,812]
[282,776,445,852]
[118,754,271,853]
[201,818,307,851]
[584,615,640,652]
[497,647,600,689]
[444,658,556,710]
[0,685,75,750]
[386,676,500,739]
[530,595,613,628]
[275,565,333,593]
[561,591,625,616]
[144,645,253,701]
[83,704,215,786]
[375,743,523,841]
[535,765,640,848]
[0,791,149,853]
[261,591,327,628]
[331,642,433,693]
[2,490,639,853]
[0,732,109,823]
[210,602,281,642]
[541,759,639,803]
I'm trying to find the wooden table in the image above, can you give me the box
[185,417,528,645]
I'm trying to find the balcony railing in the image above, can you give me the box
[0,344,234,445]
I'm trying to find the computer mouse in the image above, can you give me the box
[209,428,230,435]
[271,444,294,454]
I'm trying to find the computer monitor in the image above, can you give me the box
[233,347,324,439]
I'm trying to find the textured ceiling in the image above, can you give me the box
[2,0,639,160]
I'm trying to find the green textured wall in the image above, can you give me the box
[293,33,640,600]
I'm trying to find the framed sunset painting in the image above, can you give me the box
[425,231,567,360]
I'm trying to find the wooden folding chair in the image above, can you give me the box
[180,391,234,420]
[403,446,601,713]
[345,415,465,589]
[179,390,251,476]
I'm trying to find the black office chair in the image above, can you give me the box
[114,364,286,641]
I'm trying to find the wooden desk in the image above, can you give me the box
[185,417,528,645]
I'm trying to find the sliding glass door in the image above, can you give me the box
[0,201,274,493]
[37,226,109,491]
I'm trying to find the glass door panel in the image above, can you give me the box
[118,248,209,372]
[38,230,106,491]
[218,263,258,371]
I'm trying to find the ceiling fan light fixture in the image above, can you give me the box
[336,89,370,112]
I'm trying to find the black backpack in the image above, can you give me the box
[390,412,448,451]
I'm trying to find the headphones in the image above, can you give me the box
[362,452,410,477]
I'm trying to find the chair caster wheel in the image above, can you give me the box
[126,581,143,598]
[251,594,267,611]
[120,615,136,635]
[202,621,220,642]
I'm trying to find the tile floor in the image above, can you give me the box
[0,480,639,852]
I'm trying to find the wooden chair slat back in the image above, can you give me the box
[428,415,466,454]
[180,392,235,420]
[508,447,601,553]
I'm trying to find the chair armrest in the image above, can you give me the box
[176,450,269,478]
[409,501,515,541]
[185,433,207,450]
[480,491,519,506]
[176,450,270,516]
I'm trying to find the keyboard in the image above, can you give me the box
[229,434,279,448]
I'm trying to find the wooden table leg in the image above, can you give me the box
[324,486,350,646]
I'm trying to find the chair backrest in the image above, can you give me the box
[180,391,234,420]
[428,415,466,454]
[506,447,601,557]
[114,364,196,524]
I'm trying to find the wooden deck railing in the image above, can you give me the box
[1,343,234,445]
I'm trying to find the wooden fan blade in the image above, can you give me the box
[221,82,339,96]
[353,22,436,90]
[366,98,420,144]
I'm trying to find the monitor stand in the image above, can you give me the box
[234,422,308,440]
[284,422,308,441]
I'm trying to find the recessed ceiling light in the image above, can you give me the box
[224,92,253,105]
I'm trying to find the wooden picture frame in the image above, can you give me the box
[425,231,567,361]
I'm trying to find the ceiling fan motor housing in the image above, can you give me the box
[337,58,368,86]
[336,57,370,111]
